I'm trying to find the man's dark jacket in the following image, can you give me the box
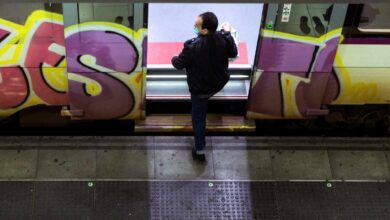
[171,31,238,95]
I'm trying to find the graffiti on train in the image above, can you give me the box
[247,29,343,119]
[65,23,147,119]
[0,10,147,119]
[0,10,68,116]
[331,38,385,105]
[246,28,390,119]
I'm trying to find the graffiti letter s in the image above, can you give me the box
[65,25,141,119]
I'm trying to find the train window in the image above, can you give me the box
[44,3,63,14]
[272,4,334,37]
[78,3,135,29]
[358,3,390,33]
[0,3,45,25]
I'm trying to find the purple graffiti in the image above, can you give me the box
[257,38,315,72]
[248,36,341,118]
[66,30,139,119]
[313,38,339,72]
[248,72,283,116]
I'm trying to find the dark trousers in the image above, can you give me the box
[191,94,212,151]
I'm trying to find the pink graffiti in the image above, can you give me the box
[1,13,143,120]
[0,67,28,109]
[0,19,68,111]
[0,29,10,41]
[24,21,68,104]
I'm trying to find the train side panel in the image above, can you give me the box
[247,4,346,119]
[0,6,147,120]
[0,10,69,119]
[247,3,390,120]
[331,39,390,105]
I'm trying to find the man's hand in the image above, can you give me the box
[221,22,231,32]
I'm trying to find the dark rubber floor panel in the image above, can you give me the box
[95,181,150,220]
[275,182,390,219]
[0,181,389,219]
[0,181,34,220]
[34,181,95,219]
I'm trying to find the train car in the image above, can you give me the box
[0,2,389,132]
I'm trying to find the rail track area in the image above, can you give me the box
[0,136,389,219]
[1,101,389,137]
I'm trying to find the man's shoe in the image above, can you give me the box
[192,148,206,162]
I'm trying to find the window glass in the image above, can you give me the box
[358,3,390,33]
[78,3,134,29]
[0,3,45,24]
[273,4,334,37]
[44,3,63,14]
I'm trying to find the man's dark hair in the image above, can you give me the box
[199,12,218,33]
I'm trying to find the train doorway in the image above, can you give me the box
[145,3,264,101]
[136,3,264,132]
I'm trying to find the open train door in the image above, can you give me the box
[62,3,148,120]
[247,3,348,119]
[135,3,263,132]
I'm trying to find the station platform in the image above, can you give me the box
[0,136,389,219]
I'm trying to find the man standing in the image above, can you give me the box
[171,12,238,162]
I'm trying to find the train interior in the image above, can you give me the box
[146,3,262,101]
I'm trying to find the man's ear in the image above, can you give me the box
[200,28,209,35]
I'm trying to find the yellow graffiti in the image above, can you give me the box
[332,52,380,104]
[246,111,282,119]
[1,10,148,120]
[280,73,305,118]
[41,59,68,93]
[250,69,263,89]
[350,82,378,102]
[67,73,102,96]
[0,10,64,67]
[0,19,24,66]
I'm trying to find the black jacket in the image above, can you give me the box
[171,31,238,95]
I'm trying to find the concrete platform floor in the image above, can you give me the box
[0,136,389,181]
